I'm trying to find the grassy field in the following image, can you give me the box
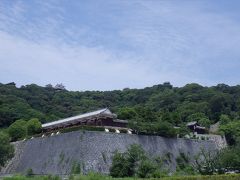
[2,174,240,180]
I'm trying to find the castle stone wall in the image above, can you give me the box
[1,131,221,175]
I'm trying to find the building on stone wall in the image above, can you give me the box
[187,121,206,134]
[42,108,128,132]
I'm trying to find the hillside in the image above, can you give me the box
[1,82,240,129]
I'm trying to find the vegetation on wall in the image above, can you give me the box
[110,144,169,178]
[109,144,240,178]
[0,132,14,170]
[2,174,240,180]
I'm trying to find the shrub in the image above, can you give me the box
[71,161,81,174]
[0,132,14,169]
[8,119,27,141]
[26,168,34,177]
[27,118,41,135]
[137,159,156,178]
[110,152,129,177]
[155,121,177,138]
[110,144,147,177]
[176,152,189,170]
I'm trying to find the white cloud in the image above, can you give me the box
[0,31,172,90]
[0,0,240,90]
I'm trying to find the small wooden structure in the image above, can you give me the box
[186,121,206,134]
[42,108,128,132]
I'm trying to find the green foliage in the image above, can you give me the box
[3,175,61,180]
[8,119,27,141]
[219,114,231,125]
[26,168,34,177]
[1,82,240,143]
[137,159,156,178]
[110,144,171,178]
[27,118,42,135]
[193,145,240,175]
[110,152,130,177]
[0,173,240,180]
[198,118,211,128]
[3,174,240,180]
[0,132,14,168]
[194,149,219,175]
[219,120,240,145]
[176,152,190,170]
[1,82,240,130]
[71,161,81,174]
[175,152,197,176]
[155,121,177,137]
[6,118,42,141]
[217,145,240,171]
[177,125,190,138]
[110,144,148,177]
[117,107,137,120]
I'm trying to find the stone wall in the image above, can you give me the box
[1,130,221,175]
[195,134,227,149]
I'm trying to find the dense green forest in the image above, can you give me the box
[1,82,240,127]
[1,82,240,175]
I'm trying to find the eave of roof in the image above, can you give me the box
[195,125,206,130]
[113,119,128,123]
[186,121,198,126]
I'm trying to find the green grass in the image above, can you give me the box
[2,174,240,180]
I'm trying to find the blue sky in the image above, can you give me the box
[0,0,240,90]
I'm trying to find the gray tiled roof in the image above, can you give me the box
[42,108,112,129]
[186,121,197,126]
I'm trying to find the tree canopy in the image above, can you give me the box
[1,82,240,140]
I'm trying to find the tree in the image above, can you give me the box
[194,145,240,174]
[198,118,211,128]
[110,152,129,177]
[155,121,176,138]
[187,112,207,122]
[218,145,240,171]
[177,125,190,138]
[219,121,240,145]
[219,114,231,125]
[110,144,172,178]
[117,107,138,120]
[186,112,211,128]
[125,144,146,176]
[137,159,156,178]
[27,118,42,135]
[194,148,221,175]
[8,119,27,141]
[0,82,239,133]
[209,94,232,120]
[0,132,14,169]
[110,144,146,177]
